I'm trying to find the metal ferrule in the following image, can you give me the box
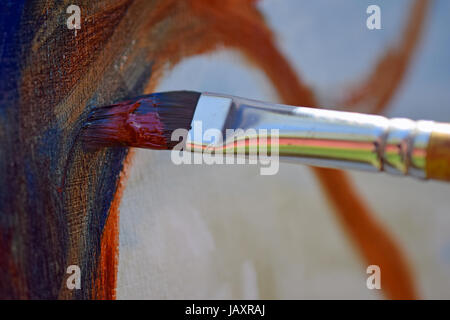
[185,93,434,178]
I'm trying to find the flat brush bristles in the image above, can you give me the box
[82,91,200,149]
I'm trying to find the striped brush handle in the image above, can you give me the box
[186,93,450,182]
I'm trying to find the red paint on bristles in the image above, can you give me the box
[82,91,200,149]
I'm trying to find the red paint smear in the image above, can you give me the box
[88,99,169,149]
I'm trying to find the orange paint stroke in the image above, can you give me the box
[93,149,134,299]
[343,0,430,114]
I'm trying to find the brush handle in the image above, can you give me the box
[187,93,450,182]
[426,123,450,181]
[267,117,450,181]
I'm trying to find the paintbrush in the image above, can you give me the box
[82,91,450,182]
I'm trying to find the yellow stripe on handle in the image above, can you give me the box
[426,123,450,182]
